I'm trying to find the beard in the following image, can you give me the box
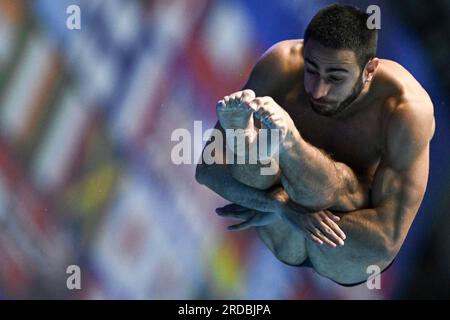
[309,74,365,117]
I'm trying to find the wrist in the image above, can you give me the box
[268,187,289,214]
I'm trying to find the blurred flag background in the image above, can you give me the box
[0,0,448,299]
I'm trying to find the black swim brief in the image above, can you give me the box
[280,257,396,287]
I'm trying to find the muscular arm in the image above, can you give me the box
[314,101,434,266]
[281,98,434,219]
[356,103,434,254]
[292,102,435,284]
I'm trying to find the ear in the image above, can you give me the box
[365,58,379,81]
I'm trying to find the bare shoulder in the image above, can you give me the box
[378,59,433,110]
[259,39,304,72]
[244,39,303,96]
[378,59,435,166]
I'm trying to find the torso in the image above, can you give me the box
[251,39,434,283]
[273,39,430,187]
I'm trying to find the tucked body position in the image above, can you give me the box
[196,4,435,286]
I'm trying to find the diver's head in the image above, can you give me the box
[303,4,379,116]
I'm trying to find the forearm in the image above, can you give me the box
[331,205,400,258]
[197,162,308,261]
[196,162,283,213]
[279,129,369,211]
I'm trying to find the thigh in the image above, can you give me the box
[306,211,395,285]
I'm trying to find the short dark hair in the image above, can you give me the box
[304,4,378,69]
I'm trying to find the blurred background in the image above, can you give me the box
[0,0,448,299]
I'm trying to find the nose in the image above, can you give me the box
[310,79,329,100]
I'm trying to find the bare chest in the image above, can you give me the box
[281,93,386,179]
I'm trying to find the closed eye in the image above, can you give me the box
[328,76,343,83]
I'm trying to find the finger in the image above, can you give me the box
[227,219,255,231]
[321,215,346,241]
[324,210,341,222]
[318,221,344,246]
[306,228,323,245]
[215,208,253,220]
[312,227,337,248]
[223,95,230,104]
[321,211,346,240]
[218,204,249,212]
